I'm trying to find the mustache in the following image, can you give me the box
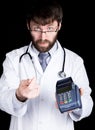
[37,39,50,43]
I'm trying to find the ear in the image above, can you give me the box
[27,23,30,30]
[58,22,62,30]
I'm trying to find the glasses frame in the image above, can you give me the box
[29,26,59,34]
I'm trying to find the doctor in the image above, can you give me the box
[0,0,93,130]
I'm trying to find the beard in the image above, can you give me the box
[31,34,58,52]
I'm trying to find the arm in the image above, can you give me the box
[69,57,93,121]
[0,54,40,117]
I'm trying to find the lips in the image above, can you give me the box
[38,40,49,45]
[39,42,48,47]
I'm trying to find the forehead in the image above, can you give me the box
[29,20,58,27]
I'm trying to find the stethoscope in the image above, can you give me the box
[19,44,66,78]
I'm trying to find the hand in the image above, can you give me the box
[16,77,40,102]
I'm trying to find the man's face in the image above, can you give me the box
[28,20,61,52]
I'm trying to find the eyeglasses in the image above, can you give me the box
[29,26,59,35]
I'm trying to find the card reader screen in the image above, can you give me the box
[57,86,72,94]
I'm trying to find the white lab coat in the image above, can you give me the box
[0,41,93,130]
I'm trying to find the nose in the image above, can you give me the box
[40,31,47,40]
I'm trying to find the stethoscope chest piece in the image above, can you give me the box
[58,71,66,78]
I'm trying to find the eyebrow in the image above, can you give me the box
[30,21,57,27]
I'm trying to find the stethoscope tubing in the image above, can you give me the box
[19,45,66,78]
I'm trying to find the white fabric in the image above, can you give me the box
[0,40,93,130]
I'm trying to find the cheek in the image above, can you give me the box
[31,33,39,41]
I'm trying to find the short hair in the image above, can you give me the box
[26,0,63,25]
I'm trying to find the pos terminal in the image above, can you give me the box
[56,77,82,113]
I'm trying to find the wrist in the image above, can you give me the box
[16,90,27,102]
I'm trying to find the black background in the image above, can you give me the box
[0,0,94,129]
